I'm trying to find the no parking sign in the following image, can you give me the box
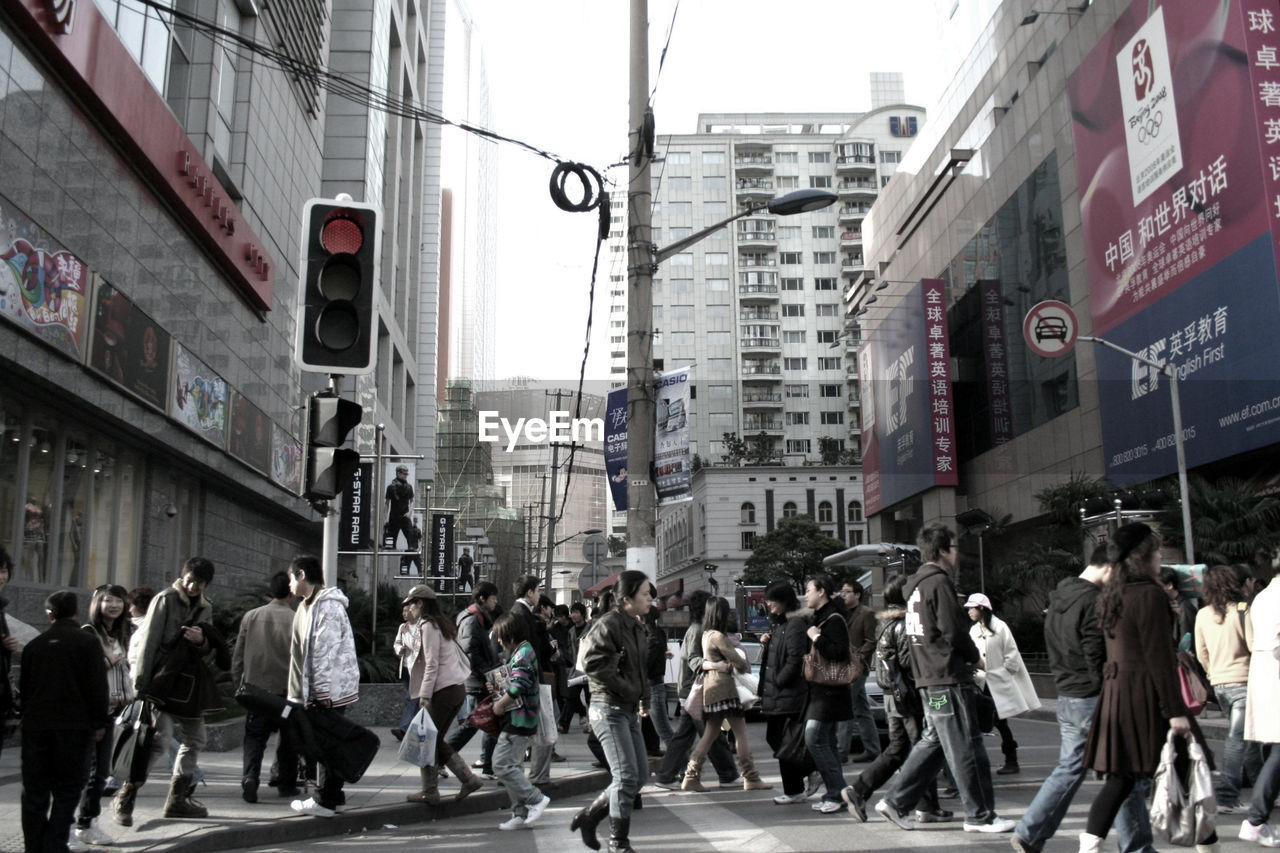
[1023,300,1079,358]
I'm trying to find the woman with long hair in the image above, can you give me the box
[391,602,419,740]
[1195,564,1252,812]
[74,584,132,846]
[680,596,771,794]
[402,585,483,805]
[759,580,818,804]
[573,570,653,852]
[1081,522,1218,853]
[965,592,1040,775]
[802,573,852,814]
[489,610,551,831]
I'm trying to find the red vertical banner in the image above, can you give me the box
[922,279,958,487]
[1241,1,1280,273]
[978,281,1013,446]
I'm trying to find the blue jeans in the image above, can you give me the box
[1015,695,1154,852]
[446,693,497,770]
[493,731,543,817]
[590,702,647,819]
[805,718,848,802]
[884,682,997,824]
[1214,683,1248,806]
[398,694,419,730]
[1249,743,1280,827]
[648,683,675,745]
[837,675,881,759]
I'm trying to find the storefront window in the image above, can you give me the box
[0,407,19,558]
[23,419,56,583]
[61,432,90,586]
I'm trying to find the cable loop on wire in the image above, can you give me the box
[549,161,605,213]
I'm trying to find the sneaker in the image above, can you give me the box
[875,798,915,831]
[75,820,113,846]
[1010,835,1043,853]
[964,816,1017,833]
[653,776,682,790]
[390,727,406,740]
[498,814,526,831]
[67,837,90,853]
[939,786,960,799]
[812,799,843,814]
[914,807,954,823]
[472,759,487,769]
[772,792,809,805]
[841,786,867,822]
[290,798,335,818]
[1240,820,1280,847]
[803,771,823,799]
[524,795,551,826]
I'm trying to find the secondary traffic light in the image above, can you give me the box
[295,196,380,374]
[304,393,362,501]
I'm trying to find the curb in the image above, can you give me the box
[167,769,615,852]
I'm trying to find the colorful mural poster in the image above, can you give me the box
[272,423,303,494]
[0,193,91,359]
[1069,0,1280,483]
[227,391,272,474]
[170,344,228,446]
[88,279,171,410]
[654,366,693,506]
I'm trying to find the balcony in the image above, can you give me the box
[739,283,779,302]
[741,361,782,376]
[738,256,777,268]
[835,154,877,175]
[740,336,781,351]
[841,255,865,275]
[739,309,779,321]
[847,392,861,410]
[840,230,863,249]
[743,418,783,433]
[737,223,776,247]
[735,177,775,202]
[837,179,879,200]
[846,363,860,378]
[838,203,873,223]
[742,391,783,408]
[734,153,774,173]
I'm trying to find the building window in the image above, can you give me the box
[816,304,840,316]
[666,201,691,218]
[704,201,728,218]
[848,501,864,522]
[850,530,865,546]
[786,412,810,425]
[703,151,726,166]
[782,501,798,518]
[819,384,842,397]
[782,304,805,317]
[778,226,802,240]
[817,331,838,344]
[814,277,839,290]
[775,152,798,164]
[880,150,902,163]
[667,151,691,165]
[741,502,756,524]
[707,278,729,291]
[706,252,729,266]
[812,226,835,239]
[781,278,804,291]
[786,439,811,454]
[667,176,692,193]
[818,357,842,371]
[818,501,833,523]
[813,252,836,264]
[779,252,803,265]
[820,411,845,425]
[808,151,832,164]
[703,176,728,191]
[741,531,757,550]
[785,384,809,398]
[776,175,799,189]
[809,176,833,188]
[784,357,807,371]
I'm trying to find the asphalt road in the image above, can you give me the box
[227,716,1261,852]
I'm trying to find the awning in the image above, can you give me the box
[586,572,621,598]
[656,578,684,599]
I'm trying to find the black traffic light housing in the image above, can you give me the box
[304,392,363,501]
[295,196,380,374]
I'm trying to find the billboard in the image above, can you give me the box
[170,344,228,446]
[860,280,957,515]
[655,366,693,505]
[1069,0,1280,482]
[604,386,628,511]
[88,280,171,411]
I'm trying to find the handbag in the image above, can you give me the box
[467,695,503,737]
[397,706,438,767]
[533,683,559,747]
[803,616,857,686]
[1149,730,1216,846]
[733,671,760,710]
[773,716,810,764]
[1176,650,1210,715]
[110,698,159,784]
[682,673,705,721]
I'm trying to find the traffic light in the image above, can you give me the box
[304,393,362,501]
[295,196,380,374]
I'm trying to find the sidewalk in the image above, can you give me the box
[0,722,613,853]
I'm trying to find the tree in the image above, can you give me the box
[692,453,704,472]
[818,436,841,465]
[740,515,847,589]
[746,431,780,466]
[1159,475,1280,564]
[720,432,747,467]
[608,534,628,557]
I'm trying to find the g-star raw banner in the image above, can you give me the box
[604,387,628,511]
[428,513,454,593]
[654,366,693,506]
[339,462,373,552]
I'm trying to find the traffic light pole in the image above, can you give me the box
[322,375,343,588]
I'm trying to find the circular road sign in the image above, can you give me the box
[582,534,608,563]
[1023,300,1079,358]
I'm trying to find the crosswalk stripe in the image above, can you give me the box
[651,792,799,852]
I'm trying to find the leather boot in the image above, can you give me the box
[681,758,707,792]
[569,791,610,851]
[112,782,137,827]
[163,775,208,818]
[1078,832,1104,853]
[406,765,440,804]
[739,756,773,791]
[445,754,484,800]
[608,816,634,853]
[997,741,1020,774]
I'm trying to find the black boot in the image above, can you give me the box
[608,816,634,853]
[570,792,610,850]
[997,741,1020,775]
[633,793,642,810]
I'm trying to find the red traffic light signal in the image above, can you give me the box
[295,197,379,374]
[304,393,363,501]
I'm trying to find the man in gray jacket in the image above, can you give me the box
[653,590,740,788]
[232,571,297,803]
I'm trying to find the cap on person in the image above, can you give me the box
[402,584,435,604]
[963,592,992,610]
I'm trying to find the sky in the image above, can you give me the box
[453,0,953,383]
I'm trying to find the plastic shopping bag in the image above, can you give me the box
[397,706,438,768]
[734,671,760,710]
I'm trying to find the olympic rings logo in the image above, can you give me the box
[1137,111,1163,144]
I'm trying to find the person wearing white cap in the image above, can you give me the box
[965,592,1040,775]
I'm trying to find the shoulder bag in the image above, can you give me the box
[803,615,857,686]
[1176,649,1210,715]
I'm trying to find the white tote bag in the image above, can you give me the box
[533,683,559,747]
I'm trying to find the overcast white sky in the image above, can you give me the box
[456,0,952,382]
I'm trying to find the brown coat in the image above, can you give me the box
[1085,576,1188,774]
[701,629,750,706]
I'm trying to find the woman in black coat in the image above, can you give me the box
[803,574,852,813]
[759,580,817,804]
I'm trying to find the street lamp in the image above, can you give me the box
[625,189,838,582]
[956,508,994,593]
[542,527,603,589]
[704,563,720,596]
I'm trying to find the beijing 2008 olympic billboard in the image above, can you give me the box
[1070,0,1280,483]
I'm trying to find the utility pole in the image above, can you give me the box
[625,0,657,582]
[544,389,567,587]
[534,472,549,578]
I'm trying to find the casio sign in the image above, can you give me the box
[656,374,688,387]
